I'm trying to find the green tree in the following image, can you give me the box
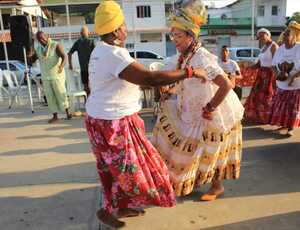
[289,12,300,23]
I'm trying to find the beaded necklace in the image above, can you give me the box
[176,41,202,123]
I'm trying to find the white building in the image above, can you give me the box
[256,0,300,27]
[122,0,171,57]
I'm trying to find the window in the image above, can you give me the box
[236,49,260,58]
[257,5,265,17]
[272,6,278,16]
[9,64,17,71]
[129,52,135,58]
[126,43,135,49]
[0,63,18,71]
[129,51,163,59]
[137,51,158,59]
[140,33,162,43]
[136,6,151,18]
[165,3,173,17]
[0,63,7,70]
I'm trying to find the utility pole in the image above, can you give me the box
[251,0,255,58]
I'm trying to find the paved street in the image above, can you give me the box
[0,104,300,230]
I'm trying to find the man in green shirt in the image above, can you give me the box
[68,26,95,95]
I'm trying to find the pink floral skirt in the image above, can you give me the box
[269,88,300,129]
[85,113,176,213]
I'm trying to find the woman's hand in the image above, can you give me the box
[202,106,213,120]
[58,66,64,74]
[193,68,208,83]
[288,72,300,86]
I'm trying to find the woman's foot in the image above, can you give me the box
[117,208,146,218]
[48,117,59,124]
[287,129,294,137]
[65,108,72,120]
[273,127,288,134]
[66,114,72,120]
[200,186,225,202]
[96,209,125,229]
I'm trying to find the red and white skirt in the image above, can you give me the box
[244,67,276,124]
[269,88,300,129]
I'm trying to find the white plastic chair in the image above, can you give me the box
[2,70,21,104]
[66,69,87,111]
[0,69,10,102]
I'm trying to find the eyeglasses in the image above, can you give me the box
[169,32,186,41]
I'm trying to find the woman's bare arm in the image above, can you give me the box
[119,62,207,87]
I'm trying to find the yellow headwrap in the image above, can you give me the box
[94,1,124,35]
[277,21,300,44]
[169,0,207,38]
[288,22,300,42]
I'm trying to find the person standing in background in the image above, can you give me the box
[29,31,71,123]
[219,45,243,99]
[68,26,95,95]
[269,23,300,137]
[243,28,278,124]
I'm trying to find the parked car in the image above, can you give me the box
[228,47,260,62]
[0,60,41,85]
[129,50,164,68]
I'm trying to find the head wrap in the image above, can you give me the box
[169,0,207,38]
[94,1,124,35]
[277,21,300,44]
[288,22,300,42]
[256,28,271,38]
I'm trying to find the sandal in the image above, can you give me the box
[200,188,225,202]
[287,130,294,137]
[273,127,288,133]
[117,208,146,218]
[48,117,59,124]
[97,209,125,229]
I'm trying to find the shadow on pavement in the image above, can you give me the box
[202,211,300,230]
[177,142,300,203]
[17,131,88,141]
[0,186,99,230]
[0,142,91,156]
[0,162,97,188]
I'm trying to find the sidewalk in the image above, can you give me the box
[1,104,300,230]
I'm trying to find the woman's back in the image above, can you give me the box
[86,41,142,119]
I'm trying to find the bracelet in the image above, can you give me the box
[206,102,216,112]
[185,66,194,78]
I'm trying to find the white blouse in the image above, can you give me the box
[272,43,300,90]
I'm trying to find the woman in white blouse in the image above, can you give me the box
[269,23,300,136]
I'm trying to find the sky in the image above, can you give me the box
[203,0,238,8]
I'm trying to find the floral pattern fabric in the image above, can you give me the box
[269,88,300,129]
[85,114,176,213]
[243,67,276,124]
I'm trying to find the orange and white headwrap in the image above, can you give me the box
[169,0,207,38]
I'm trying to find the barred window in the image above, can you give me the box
[136,6,151,18]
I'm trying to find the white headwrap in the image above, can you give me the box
[256,28,271,37]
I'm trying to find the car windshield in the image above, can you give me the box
[14,62,25,69]
[236,49,260,58]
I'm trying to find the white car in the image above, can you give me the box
[228,47,260,62]
[129,50,164,68]
[0,60,41,85]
